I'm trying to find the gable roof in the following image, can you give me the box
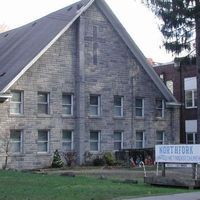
[0,0,178,104]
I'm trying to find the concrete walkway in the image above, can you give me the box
[123,192,200,200]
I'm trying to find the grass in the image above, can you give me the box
[0,170,192,200]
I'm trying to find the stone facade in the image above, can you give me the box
[0,3,180,169]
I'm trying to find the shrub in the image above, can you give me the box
[93,157,105,166]
[63,151,76,167]
[51,150,64,168]
[104,152,115,166]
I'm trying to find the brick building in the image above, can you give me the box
[153,61,197,144]
[0,0,180,169]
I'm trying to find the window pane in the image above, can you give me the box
[10,130,21,153]
[12,92,21,102]
[38,131,48,141]
[10,103,21,114]
[156,100,162,109]
[38,142,48,152]
[114,142,121,151]
[90,96,98,105]
[63,105,72,115]
[136,141,143,149]
[90,131,98,140]
[136,108,142,117]
[114,96,122,106]
[62,131,72,141]
[90,106,98,115]
[194,90,197,107]
[10,143,20,152]
[136,99,142,107]
[114,132,121,140]
[90,142,98,151]
[10,131,21,141]
[156,131,163,140]
[62,94,71,105]
[38,104,48,114]
[62,142,72,151]
[114,107,122,116]
[38,93,47,102]
[136,132,143,140]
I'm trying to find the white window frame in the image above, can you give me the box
[136,131,145,149]
[90,131,101,152]
[155,99,165,118]
[185,89,197,109]
[114,131,124,151]
[37,130,49,154]
[37,92,50,114]
[62,130,74,151]
[10,90,24,115]
[186,132,197,144]
[62,93,73,116]
[89,95,101,117]
[10,130,23,154]
[135,98,144,117]
[166,80,174,94]
[156,131,165,145]
[114,96,124,117]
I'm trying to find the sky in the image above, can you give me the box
[0,0,175,63]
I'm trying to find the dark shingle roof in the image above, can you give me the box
[0,0,178,104]
[0,0,92,92]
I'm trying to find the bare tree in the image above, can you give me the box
[0,134,10,170]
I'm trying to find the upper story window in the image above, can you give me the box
[114,96,124,117]
[155,99,165,118]
[90,131,101,152]
[62,130,73,151]
[135,98,144,117]
[114,131,123,151]
[184,77,197,109]
[185,90,197,108]
[37,130,49,153]
[89,95,101,116]
[10,91,23,115]
[62,93,73,116]
[38,92,50,114]
[10,130,22,153]
[186,132,197,144]
[166,80,174,94]
[136,131,145,149]
[156,131,165,144]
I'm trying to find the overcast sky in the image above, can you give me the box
[0,0,174,63]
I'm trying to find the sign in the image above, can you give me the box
[155,145,200,163]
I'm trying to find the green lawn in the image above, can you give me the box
[0,170,191,200]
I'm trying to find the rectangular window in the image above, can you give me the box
[38,92,50,114]
[89,95,101,116]
[62,130,73,151]
[10,91,23,114]
[135,98,144,117]
[62,93,73,116]
[10,130,22,153]
[156,131,165,144]
[155,99,164,118]
[114,131,123,151]
[114,96,124,117]
[185,90,197,108]
[136,131,144,149]
[186,132,197,144]
[37,130,49,153]
[90,131,100,151]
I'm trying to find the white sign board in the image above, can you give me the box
[155,145,200,163]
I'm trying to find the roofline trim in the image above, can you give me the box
[1,0,95,93]
[96,0,177,103]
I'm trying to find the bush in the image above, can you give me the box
[63,151,76,167]
[103,152,115,166]
[52,150,64,168]
[93,157,105,166]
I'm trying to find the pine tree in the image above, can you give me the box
[51,149,64,168]
[142,0,200,143]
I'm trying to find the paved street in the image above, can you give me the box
[123,192,200,200]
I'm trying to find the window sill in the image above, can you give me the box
[62,114,74,118]
[155,117,165,121]
[37,114,52,118]
[9,153,25,157]
[113,116,125,120]
[88,116,102,119]
[36,152,51,156]
[185,107,197,109]
[9,114,25,118]
[135,116,145,120]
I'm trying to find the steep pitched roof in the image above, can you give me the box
[0,0,178,104]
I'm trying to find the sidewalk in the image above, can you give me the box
[123,192,200,200]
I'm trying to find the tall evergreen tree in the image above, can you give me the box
[142,0,200,143]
